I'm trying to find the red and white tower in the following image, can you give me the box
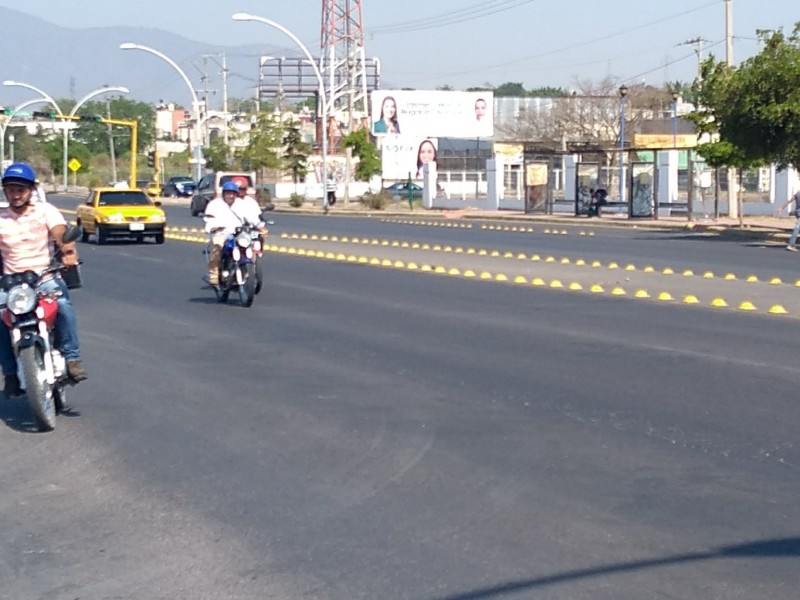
[320,0,375,133]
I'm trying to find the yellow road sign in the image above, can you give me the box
[68,158,81,172]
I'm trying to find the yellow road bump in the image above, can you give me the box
[683,295,700,304]
[795,280,800,287]
[280,232,289,238]
[454,247,464,253]
[662,267,674,275]
[411,242,420,248]
[634,290,650,298]
[340,236,349,242]
[711,298,728,307]
[576,259,586,266]
[560,257,570,264]
[682,269,694,277]
[643,266,655,273]
[514,275,527,284]
[393,260,405,268]
[478,249,487,255]
[550,280,564,288]
[658,292,674,301]
[517,253,527,260]
[608,261,619,269]
[531,254,541,261]
[495,274,509,282]
[297,249,307,256]
[400,241,410,248]
[381,259,392,266]
[347,255,357,262]
[358,256,368,263]
[421,243,430,249]
[612,287,626,295]
[738,301,757,311]
[370,258,381,265]
[746,275,758,283]
[288,248,298,255]
[381,240,389,246]
[325,252,336,259]
[724,273,736,280]
[420,264,432,271]
[703,271,714,279]
[503,251,514,258]
[443,246,453,252]
[625,264,636,271]
[432,244,442,251]
[532,277,546,286]
[321,235,330,241]
[490,250,501,257]
[591,260,602,268]
[544,228,551,234]
[406,262,419,270]
[590,284,604,293]
[580,231,587,236]
[769,277,783,285]
[466,248,475,254]
[568,282,583,291]
[434,266,446,273]
[350,236,358,243]
[768,305,788,315]
[479,272,492,280]
[336,253,347,261]
[560,230,568,235]
[545,256,556,263]
[449,267,462,275]
[311,234,320,240]
[463,269,476,277]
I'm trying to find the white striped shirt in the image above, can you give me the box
[0,203,66,274]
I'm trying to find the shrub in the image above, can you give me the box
[288,193,305,208]
[359,191,390,210]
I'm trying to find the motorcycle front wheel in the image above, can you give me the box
[19,346,56,431]
[239,263,257,308]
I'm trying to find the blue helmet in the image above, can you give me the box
[221,181,239,193]
[2,162,37,187]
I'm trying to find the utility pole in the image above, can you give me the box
[677,36,710,80]
[107,98,117,183]
[725,0,738,220]
[202,53,229,146]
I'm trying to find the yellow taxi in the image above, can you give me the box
[137,179,162,199]
[76,187,167,245]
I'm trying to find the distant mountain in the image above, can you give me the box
[0,7,295,108]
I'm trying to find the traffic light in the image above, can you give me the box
[147,150,156,168]
[32,111,59,119]
[0,107,12,116]
[78,114,103,123]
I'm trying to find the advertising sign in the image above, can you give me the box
[371,90,494,139]
[381,135,438,180]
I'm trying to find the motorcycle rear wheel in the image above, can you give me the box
[19,346,56,431]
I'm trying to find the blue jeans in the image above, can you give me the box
[789,217,800,246]
[0,276,81,376]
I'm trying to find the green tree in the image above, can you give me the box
[70,97,156,156]
[690,25,800,171]
[40,137,93,176]
[342,129,380,181]
[282,124,311,184]
[240,113,284,177]
[203,136,232,171]
[527,86,569,98]
[492,82,527,97]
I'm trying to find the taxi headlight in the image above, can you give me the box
[103,213,124,223]
[235,232,252,248]
[149,214,166,223]
[7,285,37,315]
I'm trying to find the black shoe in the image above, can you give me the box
[4,373,22,397]
[66,360,88,383]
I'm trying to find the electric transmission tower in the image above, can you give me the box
[320,0,375,134]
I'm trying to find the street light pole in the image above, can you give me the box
[120,42,204,182]
[232,12,329,212]
[672,91,679,147]
[3,80,62,186]
[0,97,49,166]
[619,85,628,205]
[66,85,130,189]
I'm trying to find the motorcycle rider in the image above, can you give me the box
[204,181,266,287]
[0,163,87,397]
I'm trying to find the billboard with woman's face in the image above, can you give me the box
[371,90,494,138]
[380,135,438,180]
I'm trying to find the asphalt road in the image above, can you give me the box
[0,197,797,599]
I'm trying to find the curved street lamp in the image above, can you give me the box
[66,85,130,190]
[0,97,48,166]
[120,42,204,182]
[619,85,628,205]
[232,12,330,211]
[3,80,66,188]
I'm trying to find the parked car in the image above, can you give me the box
[76,187,166,245]
[385,181,423,199]
[161,175,196,198]
[190,171,256,216]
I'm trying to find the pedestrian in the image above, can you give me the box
[776,189,800,251]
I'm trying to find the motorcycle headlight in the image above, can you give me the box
[235,232,252,248]
[7,284,37,315]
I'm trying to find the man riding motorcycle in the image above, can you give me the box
[204,181,267,287]
[0,163,87,397]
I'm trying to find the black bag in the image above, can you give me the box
[61,265,82,290]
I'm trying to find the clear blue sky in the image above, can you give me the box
[2,0,797,91]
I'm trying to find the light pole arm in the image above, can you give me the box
[69,86,129,118]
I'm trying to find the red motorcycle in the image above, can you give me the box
[0,227,82,431]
